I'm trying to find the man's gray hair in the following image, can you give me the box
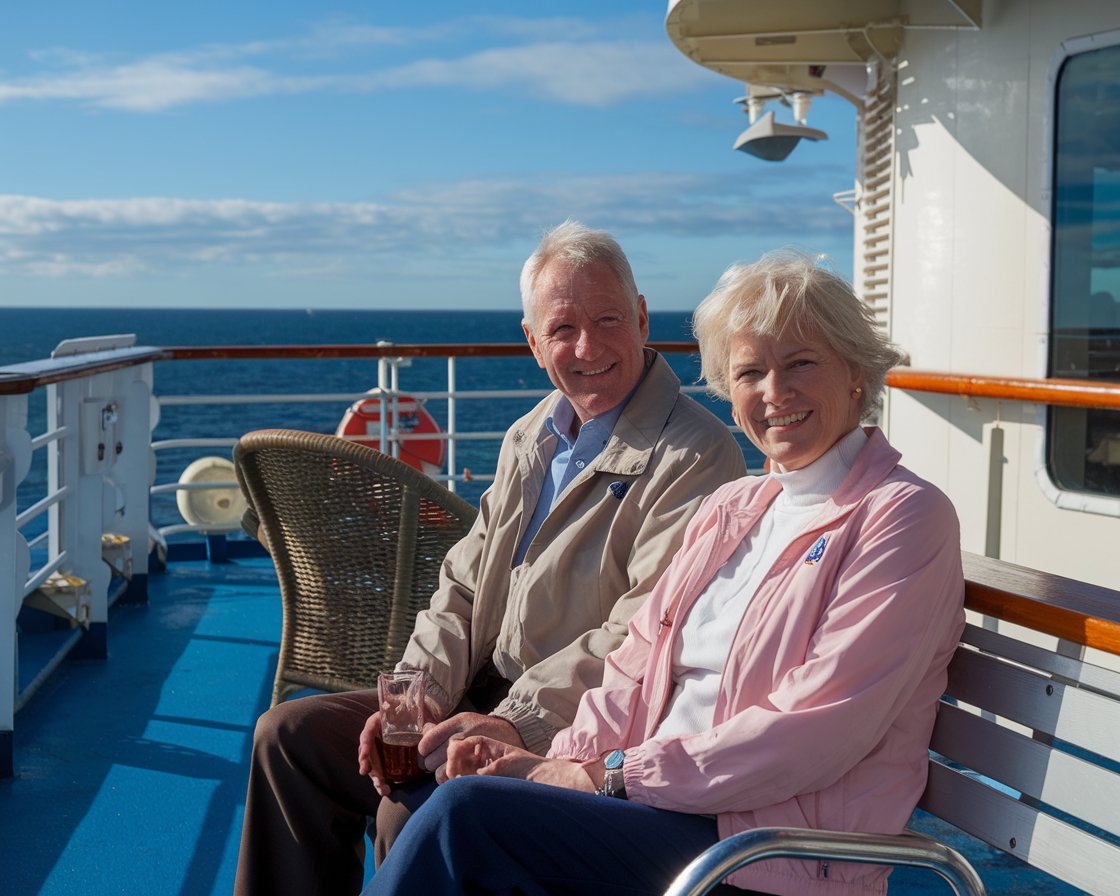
[520,220,639,329]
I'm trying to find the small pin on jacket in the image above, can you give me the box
[804,535,828,564]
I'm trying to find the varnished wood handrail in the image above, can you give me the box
[160,343,533,361]
[0,342,700,396]
[962,552,1120,656]
[0,347,168,396]
[4,344,1120,410]
[159,341,700,360]
[888,369,1120,410]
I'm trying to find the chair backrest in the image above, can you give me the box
[234,428,478,705]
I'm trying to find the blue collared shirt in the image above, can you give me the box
[513,396,626,565]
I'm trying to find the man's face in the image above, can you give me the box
[523,258,649,427]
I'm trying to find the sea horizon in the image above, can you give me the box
[3,306,753,522]
[0,306,701,366]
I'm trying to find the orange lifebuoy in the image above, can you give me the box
[336,392,446,476]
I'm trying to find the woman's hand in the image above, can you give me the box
[446,735,596,791]
[420,712,525,783]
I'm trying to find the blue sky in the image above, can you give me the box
[0,1,857,311]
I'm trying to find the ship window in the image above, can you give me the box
[1048,40,1120,497]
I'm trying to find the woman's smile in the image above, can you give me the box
[762,410,810,428]
[730,329,863,471]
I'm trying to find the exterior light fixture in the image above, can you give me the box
[732,110,828,162]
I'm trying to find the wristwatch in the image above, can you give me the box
[596,749,627,799]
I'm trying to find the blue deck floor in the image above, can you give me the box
[0,555,1089,895]
[0,555,319,896]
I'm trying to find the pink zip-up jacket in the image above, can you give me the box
[549,428,965,895]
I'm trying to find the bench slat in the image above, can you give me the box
[920,762,1120,896]
[930,702,1120,833]
[962,552,1120,656]
[947,646,1120,763]
[962,623,1120,700]
[672,555,1120,896]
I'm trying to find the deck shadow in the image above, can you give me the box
[0,558,280,896]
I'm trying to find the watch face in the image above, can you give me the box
[605,749,624,770]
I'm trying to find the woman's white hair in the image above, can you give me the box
[692,248,907,419]
[519,220,639,329]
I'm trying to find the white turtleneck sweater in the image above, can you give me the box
[653,426,868,739]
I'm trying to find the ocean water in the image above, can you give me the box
[0,305,706,362]
[1,307,753,530]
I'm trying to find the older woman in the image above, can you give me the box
[362,250,965,896]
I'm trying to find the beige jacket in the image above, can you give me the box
[400,350,746,754]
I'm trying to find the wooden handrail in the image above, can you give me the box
[0,347,168,396]
[159,341,702,361]
[4,344,1120,411]
[0,342,701,395]
[962,552,1120,656]
[888,369,1120,410]
[160,343,535,361]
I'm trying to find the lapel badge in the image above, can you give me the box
[609,480,629,500]
[804,535,828,565]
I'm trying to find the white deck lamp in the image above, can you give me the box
[732,109,828,162]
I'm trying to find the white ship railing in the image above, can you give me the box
[0,335,711,776]
[4,335,1120,779]
[145,340,722,543]
[1,337,160,775]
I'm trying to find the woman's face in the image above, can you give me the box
[729,327,864,471]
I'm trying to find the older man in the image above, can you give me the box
[233,221,746,895]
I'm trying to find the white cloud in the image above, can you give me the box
[373,41,707,106]
[0,173,850,279]
[298,15,609,51]
[0,18,710,111]
[0,61,284,111]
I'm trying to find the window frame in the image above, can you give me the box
[1038,27,1120,516]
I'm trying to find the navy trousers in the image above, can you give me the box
[362,776,767,895]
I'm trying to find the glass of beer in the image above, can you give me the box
[375,670,428,784]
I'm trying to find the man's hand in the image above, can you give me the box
[446,735,596,791]
[357,710,392,796]
[419,712,524,783]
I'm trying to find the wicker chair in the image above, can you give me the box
[233,428,478,706]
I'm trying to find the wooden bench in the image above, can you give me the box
[665,551,1120,896]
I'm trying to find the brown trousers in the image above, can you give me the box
[233,679,508,896]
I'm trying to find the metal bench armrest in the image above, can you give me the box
[663,827,986,896]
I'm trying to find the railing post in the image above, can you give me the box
[984,418,1004,560]
[48,377,112,657]
[376,347,391,456]
[390,355,401,461]
[446,356,458,493]
[108,362,154,603]
[48,356,154,653]
[1,392,32,778]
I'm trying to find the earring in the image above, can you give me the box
[852,387,863,399]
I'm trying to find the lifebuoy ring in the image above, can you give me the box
[176,456,249,529]
[336,391,446,476]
